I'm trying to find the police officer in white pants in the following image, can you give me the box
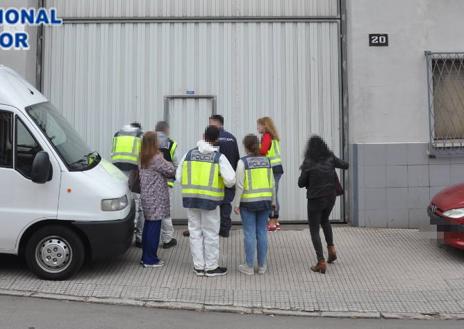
[176,126,236,277]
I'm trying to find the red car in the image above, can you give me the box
[429,183,464,249]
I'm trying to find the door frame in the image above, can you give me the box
[163,95,217,122]
[163,94,217,222]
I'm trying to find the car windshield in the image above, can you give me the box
[26,102,101,171]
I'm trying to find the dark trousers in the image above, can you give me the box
[307,195,336,261]
[141,220,162,265]
[220,203,232,234]
[220,188,235,234]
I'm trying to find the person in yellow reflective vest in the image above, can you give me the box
[155,121,178,250]
[111,123,143,171]
[111,122,144,247]
[233,134,276,276]
[257,117,284,232]
[176,126,236,277]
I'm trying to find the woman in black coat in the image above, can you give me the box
[298,136,349,274]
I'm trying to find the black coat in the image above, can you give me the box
[298,154,349,200]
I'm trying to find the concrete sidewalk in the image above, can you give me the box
[2,227,464,320]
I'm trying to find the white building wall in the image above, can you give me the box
[47,0,339,18]
[348,0,464,144]
[347,0,464,229]
[42,21,342,221]
[0,0,38,86]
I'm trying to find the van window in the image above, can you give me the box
[0,111,13,167]
[26,102,100,171]
[16,118,42,178]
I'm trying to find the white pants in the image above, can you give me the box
[134,193,145,242]
[120,169,145,243]
[136,189,174,244]
[187,208,220,271]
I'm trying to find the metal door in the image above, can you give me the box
[165,95,216,220]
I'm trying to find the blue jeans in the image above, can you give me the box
[141,220,162,265]
[271,173,283,219]
[240,208,269,267]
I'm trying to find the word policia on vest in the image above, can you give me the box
[242,156,273,204]
[0,8,62,50]
[181,150,225,208]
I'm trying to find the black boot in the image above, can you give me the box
[162,238,177,249]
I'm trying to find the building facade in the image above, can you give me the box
[1,0,463,227]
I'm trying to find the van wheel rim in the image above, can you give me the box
[35,236,72,273]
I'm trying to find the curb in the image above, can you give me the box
[1,290,464,320]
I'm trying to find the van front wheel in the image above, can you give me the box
[25,225,85,280]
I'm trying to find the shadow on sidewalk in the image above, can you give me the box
[0,254,26,269]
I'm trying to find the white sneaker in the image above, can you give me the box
[239,264,254,276]
[258,265,267,275]
[142,260,165,268]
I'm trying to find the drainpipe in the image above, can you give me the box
[35,0,45,91]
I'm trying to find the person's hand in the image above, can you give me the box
[234,207,240,215]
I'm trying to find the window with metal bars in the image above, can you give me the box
[426,51,464,156]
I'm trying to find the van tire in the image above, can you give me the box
[25,225,85,280]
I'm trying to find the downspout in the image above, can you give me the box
[35,0,45,91]
[339,0,350,223]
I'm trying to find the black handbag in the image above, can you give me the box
[128,169,141,194]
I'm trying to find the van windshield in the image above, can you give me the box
[26,102,101,171]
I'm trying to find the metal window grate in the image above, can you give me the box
[426,51,464,156]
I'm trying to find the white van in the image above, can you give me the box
[0,66,134,280]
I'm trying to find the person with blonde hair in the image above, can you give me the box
[139,131,176,268]
[257,117,284,231]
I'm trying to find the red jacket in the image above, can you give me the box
[260,132,273,156]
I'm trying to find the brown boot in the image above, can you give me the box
[311,259,327,274]
[328,245,337,264]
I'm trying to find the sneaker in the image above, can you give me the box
[258,265,267,275]
[162,238,177,249]
[193,268,205,277]
[142,260,165,268]
[267,223,277,232]
[238,264,254,276]
[205,267,228,277]
[182,230,190,237]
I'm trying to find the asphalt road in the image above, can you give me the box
[0,296,463,329]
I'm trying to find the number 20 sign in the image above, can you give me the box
[369,34,389,47]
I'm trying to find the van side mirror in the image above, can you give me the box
[31,151,52,184]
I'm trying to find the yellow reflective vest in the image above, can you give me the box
[111,129,142,166]
[266,139,282,167]
[241,155,273,207]
[181,149,225,210]
[166,140,177,188]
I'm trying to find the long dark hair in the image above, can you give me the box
[301,135,332,169]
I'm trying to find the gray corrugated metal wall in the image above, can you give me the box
[47,0,339,18]
[42,20,341,221]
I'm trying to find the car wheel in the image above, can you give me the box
[25,225,85,280]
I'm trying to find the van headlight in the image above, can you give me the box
[443,208,464,219]
[101,195,128,211]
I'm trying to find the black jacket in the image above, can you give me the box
[217,128,240,170]
[298,154,349,200]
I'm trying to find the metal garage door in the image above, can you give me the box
[42,18,342,222]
